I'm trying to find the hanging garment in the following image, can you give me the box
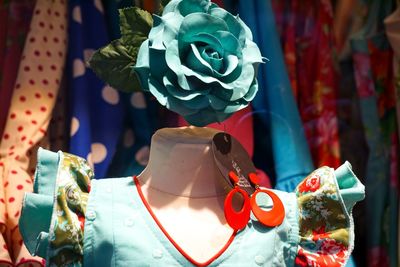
[233,0,314,191]
[68,0,124,178]
[0,0,36,138]
[0,0,67,265]
[385,5,400,143]
[20,148,364,267]
[351,0,399,266]
[272,0,342,169]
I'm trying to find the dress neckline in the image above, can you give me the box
[133,176,239,267]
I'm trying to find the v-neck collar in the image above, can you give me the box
[132,176,244,267]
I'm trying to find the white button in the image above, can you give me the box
[255,255,266,265]
[152,249,163,259]
[124,218,134,227]
[86,211,96,221]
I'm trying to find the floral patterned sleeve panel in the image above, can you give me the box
[294,162,365,267]
[20,148,93,267]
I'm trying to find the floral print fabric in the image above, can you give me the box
[48,152,92,266]
[295,166,360,267]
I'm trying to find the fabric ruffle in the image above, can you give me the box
[294,162,365,267]
[20,148,92,266]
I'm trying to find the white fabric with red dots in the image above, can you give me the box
[0,0,67,266]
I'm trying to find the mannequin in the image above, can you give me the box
[137,127,235,263]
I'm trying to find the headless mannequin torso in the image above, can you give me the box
[137,127,235,263]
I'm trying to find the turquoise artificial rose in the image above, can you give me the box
[135,0,265,126]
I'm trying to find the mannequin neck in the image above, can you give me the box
[138,127,229,198]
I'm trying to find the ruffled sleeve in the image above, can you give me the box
[19,148,93,266]
[294,161,365,267]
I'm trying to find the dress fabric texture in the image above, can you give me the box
[271,0,342,169]
[0,0,67,265]
[20,148,364,267]
[350,0,399,266]
[67,0,124,178]
[232,0,314,191]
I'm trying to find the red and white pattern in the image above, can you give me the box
[0,0,67,265]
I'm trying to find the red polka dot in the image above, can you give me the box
[29,79,35,85]
[50,65,57,71]
[38,65,43,71]
[8,151,14,156]
[53,37,59,43]
[3,244,7,250]
[24,66,30,71]
[25,110,32,115]
[14,211,20,218]
[3,133,9,139]
[49,24,54,30]
[42,79,49,85]
[46,50,51,57]
[55,11,60,17]
[4,213,8,219]
[43,36,48,42]
[9,145,14,150]
[0,162,3,167]
[29,37,35,43]
[4,182,9,187]
[35,9,40,15]
[55,79,60,84]
[58,51,63,57]
[15,83,21,89]
[11,170,17,174]
[10,113,16,119]
[47,8,51,15]
[40,106,47,112]
[60,24,65,30]
[19,96,26,102]
[31,120,37,125]
[34,50,40,56]
[17,126,23,132]
[28,140,34,145]
[14,155,20,160]
[39,128,46,134]
[39,21,45,27]
[21,136,26,141]
[48,92,54,98]
[17,185,23,190]
[9,197,15,203]
[0,199,4,203]
[25,179,32,184]
[35,92,41,98]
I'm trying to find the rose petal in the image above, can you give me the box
[178,13,228,51]
[165,40,194,91]
[177,0,211,16]
[186,44,214,75]
[209,7,247,46]
[148,76,169,106]
[149,46,168,81]
[167,95,198,116]
[163,75,208,100]
[135,39,151,91]
[242,80,258,102]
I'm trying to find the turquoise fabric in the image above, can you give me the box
[20,149,364,266]
[233,0,314,191]
[20,148,60,258]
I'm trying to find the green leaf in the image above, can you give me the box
[88,39,141,92]
[119,7,153,46]
[88,7,155,93]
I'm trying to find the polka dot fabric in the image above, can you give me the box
[68,0,123,177]
[0,0,67,265]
